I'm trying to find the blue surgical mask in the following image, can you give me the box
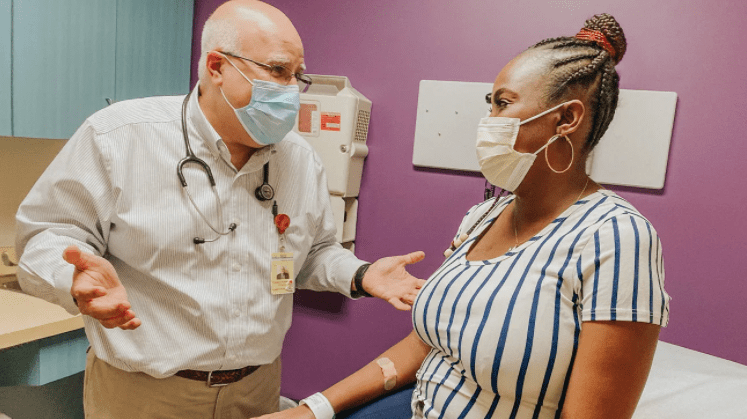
[220,58,301,146]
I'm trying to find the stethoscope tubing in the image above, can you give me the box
[178,91,234,242]
[178,90,216,188]
[178,90,275,243]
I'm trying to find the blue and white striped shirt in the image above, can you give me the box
[411,190,670,419]
[15,86,363,378]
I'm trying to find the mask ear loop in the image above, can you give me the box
[218,51,256,86]
[545,135,574,174]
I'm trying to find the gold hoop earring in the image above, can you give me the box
[545,135,574,174]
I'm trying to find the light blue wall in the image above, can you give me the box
[0,0,12,135]
[9,0,193,139]
[114,0,194,101]
[12,0,117,139]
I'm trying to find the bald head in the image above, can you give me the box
[211,0,301,41]
[198,0,303,82]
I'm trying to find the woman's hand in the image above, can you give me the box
[251,405,315,419]
[64,245,141,330]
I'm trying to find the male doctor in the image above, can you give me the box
[15,1,424,417]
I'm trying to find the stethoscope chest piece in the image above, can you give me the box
[255,161,274,201]
[255,182,275,201]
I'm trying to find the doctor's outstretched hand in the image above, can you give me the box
[361,251,426,310]
[63,245,141,330]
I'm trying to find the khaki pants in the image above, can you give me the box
[83,349,281,419]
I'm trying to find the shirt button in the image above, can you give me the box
[232,263,241,272]
[233,310,240,317]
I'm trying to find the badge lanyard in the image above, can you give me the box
[270,200,295,295]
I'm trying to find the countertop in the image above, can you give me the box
[0,283,84,350]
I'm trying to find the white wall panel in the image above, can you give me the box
[413,80,677,189]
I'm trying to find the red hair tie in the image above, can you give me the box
[575,28,617,60]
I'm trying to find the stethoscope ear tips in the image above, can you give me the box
[194,224,237,245]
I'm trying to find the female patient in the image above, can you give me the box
[259,13,670,419]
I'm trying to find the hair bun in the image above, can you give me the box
[583,13,626,64]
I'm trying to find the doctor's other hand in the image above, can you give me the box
[363,251,426,311]
[63,245,141,330]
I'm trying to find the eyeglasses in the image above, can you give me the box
[222,52,312,92]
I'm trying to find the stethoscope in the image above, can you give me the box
[178,91,275,244]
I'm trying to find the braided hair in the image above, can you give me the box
[530,13,627,152]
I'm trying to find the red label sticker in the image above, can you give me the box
[298,103,318,133]
[320,112,341,131]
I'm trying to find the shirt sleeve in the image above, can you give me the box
[294,156,364,297]
[15,120,114,315]
[576,214,670,326]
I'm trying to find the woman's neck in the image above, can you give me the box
[512,170,591,229]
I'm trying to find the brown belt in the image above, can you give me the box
[174,365,261,387]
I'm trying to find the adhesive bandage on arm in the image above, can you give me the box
[376,357,398,390]
[299,392,335,419]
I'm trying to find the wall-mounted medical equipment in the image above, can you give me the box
[294,75,371,251]
[412,80,677,189]
[295,75,371,197]
[328,196,359,245]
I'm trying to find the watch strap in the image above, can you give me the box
[351,263,372,298]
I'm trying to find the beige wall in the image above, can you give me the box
[0,137,66,247]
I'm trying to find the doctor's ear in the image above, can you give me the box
[556,100,585,136]
[205,51,227,83]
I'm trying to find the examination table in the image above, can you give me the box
[326,341,747,418]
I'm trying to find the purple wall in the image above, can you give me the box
[193,0,747,398]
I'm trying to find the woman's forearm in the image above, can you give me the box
[321,330,431,414]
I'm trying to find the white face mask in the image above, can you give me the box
[476,101,571,192]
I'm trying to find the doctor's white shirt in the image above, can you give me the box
[16,87,363,378]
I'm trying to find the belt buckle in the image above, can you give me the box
[207,370,228,388]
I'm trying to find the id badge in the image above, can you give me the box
[271,252,295,295]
